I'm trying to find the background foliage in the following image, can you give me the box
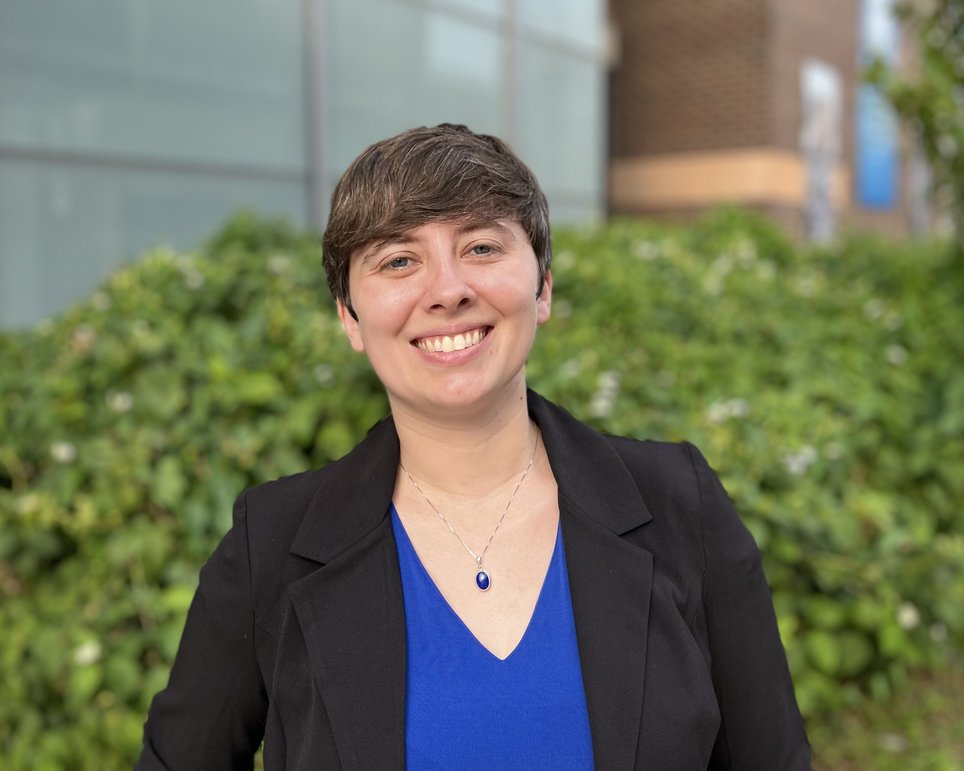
[1,212,962,768]
[868,0,964,248]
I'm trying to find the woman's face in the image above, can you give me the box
[337,218,552,419]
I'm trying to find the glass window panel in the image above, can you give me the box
[0,159,306,327]
[515,45,604,218]
[0,0,304,169]
[325,0,503,180]
[517,0,603,50]
[435,0,503,19]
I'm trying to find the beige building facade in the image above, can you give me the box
[608,0,919,238]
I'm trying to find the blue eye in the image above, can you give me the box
[383,256,411,270]
[470,244,493,256]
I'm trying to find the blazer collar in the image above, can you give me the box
[289,390,653,565]
[289,415,400,564]
[287,390,656,770]
[528,390,653,534]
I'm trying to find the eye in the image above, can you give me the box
[469,243,495,257]
[381,255,413,271]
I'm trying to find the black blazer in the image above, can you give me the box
[136,391,811,770]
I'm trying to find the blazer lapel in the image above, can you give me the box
[286,418,407,771]
[530,392,655,770]
[276,394,655,769]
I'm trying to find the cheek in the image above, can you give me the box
[503,287,544,328]
[355,287,419,343]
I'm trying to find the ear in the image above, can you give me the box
[336,299,366,352]
[536,269,552,325]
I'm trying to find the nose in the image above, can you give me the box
[424,255,476,312]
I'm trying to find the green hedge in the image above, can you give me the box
[1,211,962,768]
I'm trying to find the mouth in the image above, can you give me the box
[413,326,489,353]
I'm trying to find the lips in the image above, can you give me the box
[413,326,489,353]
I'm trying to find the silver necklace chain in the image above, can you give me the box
[399,429,540,573]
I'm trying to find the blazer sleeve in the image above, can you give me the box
[135,491,268,771]
[685,443,812,770]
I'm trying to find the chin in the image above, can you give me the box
[397,374,526,417]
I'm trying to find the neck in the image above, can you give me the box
[391,386,536,499]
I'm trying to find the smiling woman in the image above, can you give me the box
[338,217,550,421]
[135,124,812,770]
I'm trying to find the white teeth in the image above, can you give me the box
[416,327,487,353]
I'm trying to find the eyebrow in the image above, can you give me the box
[357,237,416,266]
[357,220,517,265]
[456,220,517,241]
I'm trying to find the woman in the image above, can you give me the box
[136,124,811,769]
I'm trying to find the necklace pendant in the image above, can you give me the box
[475,567,491,592]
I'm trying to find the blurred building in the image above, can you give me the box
[0,0,924,328]
[608,0,921,240]
[0,0,607,327]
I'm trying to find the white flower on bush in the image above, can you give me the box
[16,493,42,515]
[782,445,817,475]
[702,274,724,296]
[590,370,621,419]
[927,24,947,48]
[793,274,819,297]
[705,398,750,425]
[90,291,111,311]
[50,441,77,464]
[863,298,886,320]
[929,622,948,642]
[863,299,903,331]
[553,299,573,319]
[106,390,134,413]
[755,260,776,282]
[554,249,575,272]
[268,254,291,275]
[702,255,734,296]
[731,238,758,264]
[73,640,102,666]
[313,364,334,386]
[823,441,845,460]
[896,602,920,630]
[559,359,581,380]
[885,344,908,366]
[176,257,205,290]
[656,370,676,387]
[633,241,661,261]
[181,267,205,290]
[70,324,96,352]
[937,134,958,161]
[878,733,908,753]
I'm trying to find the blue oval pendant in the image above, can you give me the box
[475,569,490,591]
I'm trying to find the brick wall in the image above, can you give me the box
[610,0,770,157]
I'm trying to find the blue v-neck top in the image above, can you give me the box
[390,505,594,770]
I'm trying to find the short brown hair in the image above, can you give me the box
[322,124,551,312]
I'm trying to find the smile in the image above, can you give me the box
[413,327,489,353]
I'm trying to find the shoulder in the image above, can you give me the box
[605,434,700,477]
[605,432,716,511]
[528,388,713,520]
[241,464,330,529]
[238,414,398,540]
